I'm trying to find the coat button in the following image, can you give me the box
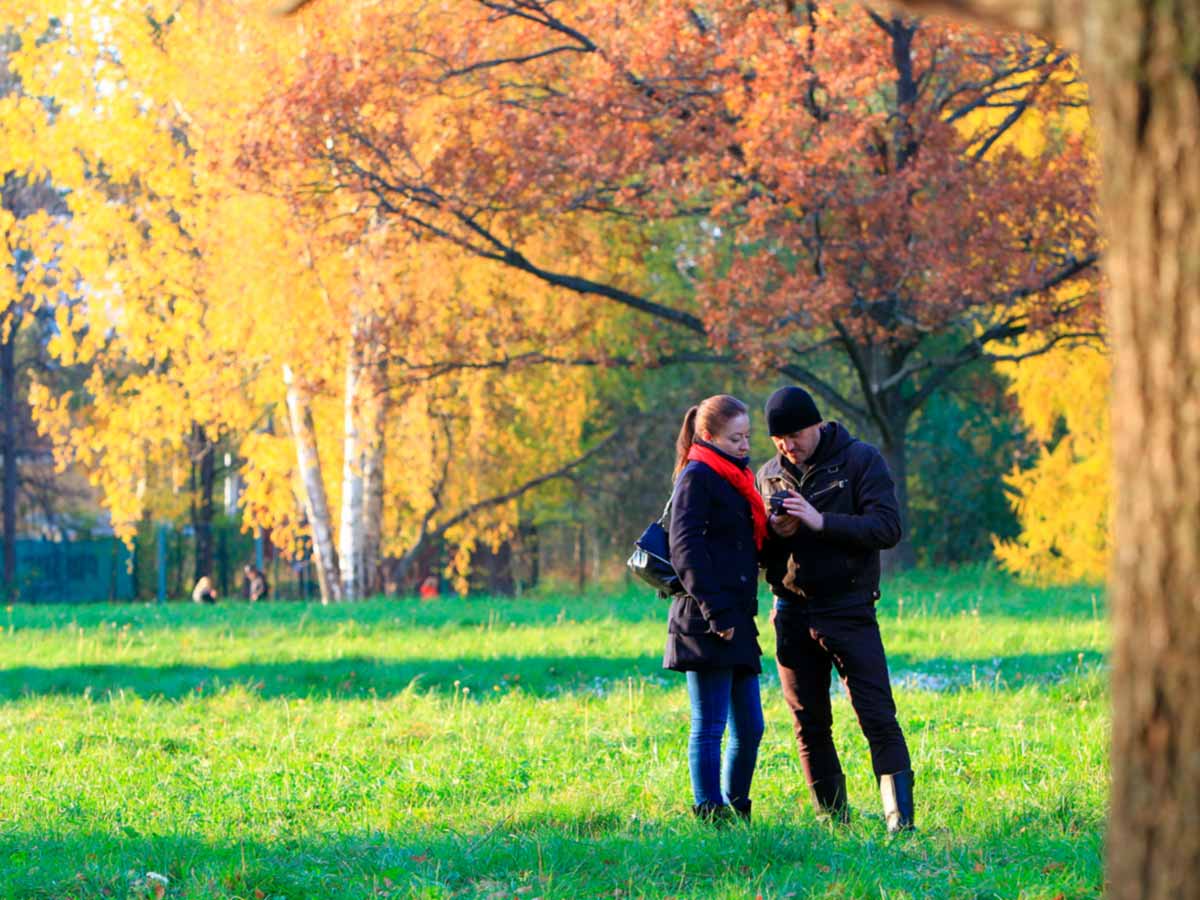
[740,575,748,583]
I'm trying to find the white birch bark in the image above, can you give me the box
[283,363,342,605]
[337,333,366,602]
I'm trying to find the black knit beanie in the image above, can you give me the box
[765,386,822,436]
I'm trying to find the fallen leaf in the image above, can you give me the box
[1043,861,1065,874]
[973,863,985,873]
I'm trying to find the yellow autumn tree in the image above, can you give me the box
[15,0,614,601]
[993,339,1111,583]
[948,60,1110,584]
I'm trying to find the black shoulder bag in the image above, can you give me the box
[627,491,682,597]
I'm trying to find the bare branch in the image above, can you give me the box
[384,349,736,386]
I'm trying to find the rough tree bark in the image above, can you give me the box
[0,308,19,602]
[189,423,216,583]
[888,0,1199,893]
[1091,2,1200,895]
[283,363,343,605]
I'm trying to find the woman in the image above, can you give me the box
[665,394,767,822]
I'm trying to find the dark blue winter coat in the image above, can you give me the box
[664,441,763,673]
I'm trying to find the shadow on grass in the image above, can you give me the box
[886,650,1108,690]
[0,649,1107,704]
[0,803,1104,900]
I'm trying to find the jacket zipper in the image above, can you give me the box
[809,479,846,499]
[771,463,840,496]
[799,463,838,492]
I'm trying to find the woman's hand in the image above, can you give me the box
[715,627,735,641]
[770,511,801,537]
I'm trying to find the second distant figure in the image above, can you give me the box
[665,394,768,823]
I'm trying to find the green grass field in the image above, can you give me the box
[0,567,1108,899]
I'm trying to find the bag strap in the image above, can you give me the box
[658,474,682,525]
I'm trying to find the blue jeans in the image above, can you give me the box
[685,669,764,808]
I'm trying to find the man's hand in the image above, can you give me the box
[715,627,735,641]
[782,493,825,532]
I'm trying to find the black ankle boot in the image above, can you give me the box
[730,799,752,822]
[809,774,850,823]
[878,769,915,833]
[692,801,732,824]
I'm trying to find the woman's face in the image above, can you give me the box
[702,412,752,459]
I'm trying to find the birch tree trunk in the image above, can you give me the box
[283,363,342,605]
[338,331,365,602]
[361,355,388,597]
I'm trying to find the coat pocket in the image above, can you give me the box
[674,615,713,635]
[667,595,713,635]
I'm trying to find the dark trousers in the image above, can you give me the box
[685,668,764,807]
[774,599,910,782]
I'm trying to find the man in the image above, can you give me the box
[756,385,914,833]
[243,564,269,602]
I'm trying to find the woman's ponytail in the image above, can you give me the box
[674,406,699,478]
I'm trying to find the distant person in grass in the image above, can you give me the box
[757,386,914,833]
[665,394,767,823]
[191,576,218,604]
[243,564,269,602]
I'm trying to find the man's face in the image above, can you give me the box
[771,423,823,466]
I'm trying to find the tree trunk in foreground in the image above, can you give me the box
[1089,1,1200,895]
[890,0,1200,892]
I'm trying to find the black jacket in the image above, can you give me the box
[664,442,763,673]
[756,422,902,609]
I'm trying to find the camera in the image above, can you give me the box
[769,490,791,516]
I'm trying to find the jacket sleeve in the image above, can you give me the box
[819,445,903,550]
[669,466,735,629]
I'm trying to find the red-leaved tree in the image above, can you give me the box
[250,0,1101,566]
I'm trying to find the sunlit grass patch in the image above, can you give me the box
[0,567,1106,899]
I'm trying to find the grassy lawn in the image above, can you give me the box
[0,567,1108,899]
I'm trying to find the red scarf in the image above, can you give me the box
[687,443,768,550]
